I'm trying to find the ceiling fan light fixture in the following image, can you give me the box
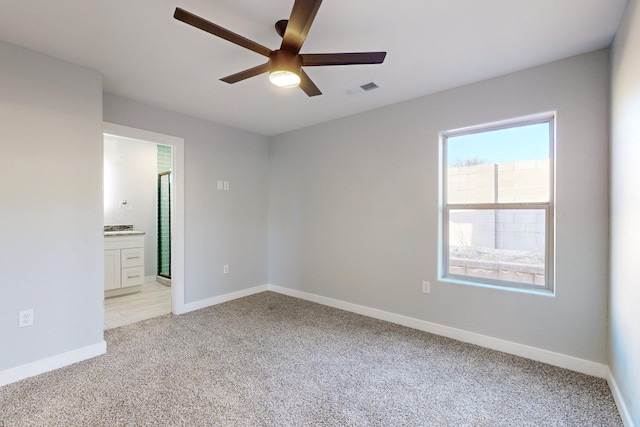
[268,50,302,88]
[269,69,301,88]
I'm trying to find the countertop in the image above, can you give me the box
[104,230,146,237]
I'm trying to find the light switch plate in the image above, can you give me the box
[19,309,34,327]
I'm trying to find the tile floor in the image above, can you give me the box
[104,281,172,330]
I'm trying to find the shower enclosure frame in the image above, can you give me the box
[157,171,171,279]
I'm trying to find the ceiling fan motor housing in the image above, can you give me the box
[269,50,302,74]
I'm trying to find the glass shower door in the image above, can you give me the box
[157,171,171,279]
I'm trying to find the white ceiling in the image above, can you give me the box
[0,0,628,136]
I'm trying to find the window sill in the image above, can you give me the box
[439,276,555,297]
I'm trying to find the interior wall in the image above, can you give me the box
[610,0,640,423]
[104,135,158,277]
[0,41,104,371]
[268,49,610,363]
[103,94,269,304]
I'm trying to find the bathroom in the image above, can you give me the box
[103,134,173,329]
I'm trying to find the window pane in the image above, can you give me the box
[448,209,546,287]
[447,123,550,204]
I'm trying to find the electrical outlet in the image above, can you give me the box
[223,181,229,191]
[422,281,430,294]
[223,264,229,275]
[19,309,34,327]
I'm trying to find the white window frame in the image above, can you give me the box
[440,114,555,293]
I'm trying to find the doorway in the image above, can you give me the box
[102,122,185,328]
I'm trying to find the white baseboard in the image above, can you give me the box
[0,341,107,387]
[179,284,269,314]
[1,283,618,416]
[267,284,608,378]
[607,367,636,427]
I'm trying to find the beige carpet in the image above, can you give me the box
[0,292,622,426]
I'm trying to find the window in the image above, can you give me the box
[441,115,554,292]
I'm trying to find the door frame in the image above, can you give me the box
[103,122,186,314]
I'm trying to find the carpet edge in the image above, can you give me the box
[607,367,637,427]
[0,340,107,387]
[267,284,608,379]
[179,284,269,314]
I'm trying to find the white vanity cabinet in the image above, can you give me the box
[104,249,121,291]
[104,234,145,297]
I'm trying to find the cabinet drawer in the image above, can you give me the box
[105,235,144,250]
[121,247,144,268]
[121,266,144,287]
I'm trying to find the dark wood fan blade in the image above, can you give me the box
[301,52,387,66]
[299,69,322,97]
[281,0,323,54]
[220,63,270,84]
[174,8,272,57]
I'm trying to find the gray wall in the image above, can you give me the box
[0,41,104,370]
[610,0,640,423]
[0,33,620,406]
[268,50,610,363]
[103,94,269,304]
[104,135,158,277]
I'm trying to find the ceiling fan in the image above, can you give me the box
[173,0,386,97]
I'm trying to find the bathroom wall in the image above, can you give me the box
[103,134,158,278]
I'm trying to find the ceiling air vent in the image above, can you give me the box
[347,81,381,95]
[360,82,379,91]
